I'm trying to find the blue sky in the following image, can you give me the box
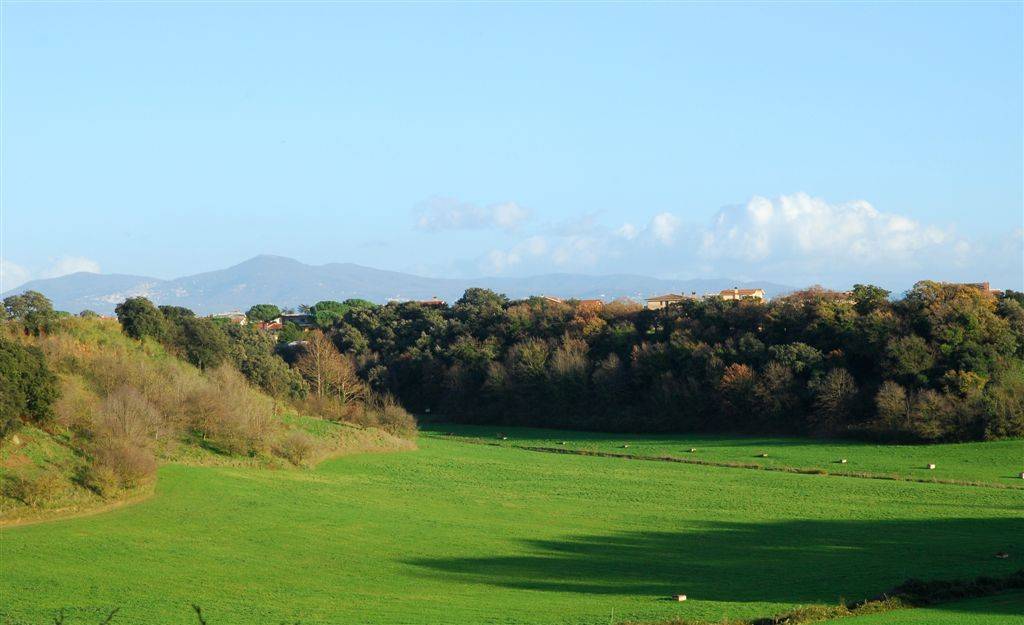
[2,2,1021,292]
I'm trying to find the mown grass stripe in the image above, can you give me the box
[425,434,1024,491]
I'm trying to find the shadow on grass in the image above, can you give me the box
[935,590,1024,617]
[406,517,1023,615]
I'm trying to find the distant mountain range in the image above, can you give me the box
[2,255,795,315]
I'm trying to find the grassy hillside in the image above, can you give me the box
[2,437,1020,625]
[425,424,1024,487]
[1,318,414,525]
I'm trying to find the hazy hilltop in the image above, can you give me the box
[2,255,793,314]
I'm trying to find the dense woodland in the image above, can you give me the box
[5,281,1024,446]
[318,282,1024,442]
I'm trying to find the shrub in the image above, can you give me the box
[53,375,101,432]
[81,463,121,498]
[89,439,158,490]
[296,394,363,424]
[93,386,164,445]
[0,335,60,438]
[77,345,203,436]
[189,365,276,455]
[3,468,66,507]
[368,394,417,437]
[273,431,316,466]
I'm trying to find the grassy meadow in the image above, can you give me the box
[2,435,1022,625]
[425,424,1024,487]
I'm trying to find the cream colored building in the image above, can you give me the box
[645,293,692,310]
[719,287,766,302]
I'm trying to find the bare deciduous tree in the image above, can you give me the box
[296,331,367,403]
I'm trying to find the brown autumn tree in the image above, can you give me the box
[296,330,367,403]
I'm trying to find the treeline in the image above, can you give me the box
[7,281,1023,444]
[111,297,415,436]
[302,282,1023,442]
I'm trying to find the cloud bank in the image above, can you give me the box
[468,192,1021,290]
[1,256,101,292]
[701,193,956,264]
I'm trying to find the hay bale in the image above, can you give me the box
[839,458,848,464]
[622,444,630,449]
[672,594,687,602]
[559,441,567,445]
[927,463,936,470]
[995,552,1009,559]
[1018,472,1024,479]
[759,452,769,458]
[688,448,697,453]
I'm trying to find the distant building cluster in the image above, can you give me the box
[209,311,247,325]
[200,279,1004,333]
[416,297,447,307]
[960,281,1003,297]
[280,313,315,328]
[540,296,605,311]
[645,287,766,310]
[645,293,698,310]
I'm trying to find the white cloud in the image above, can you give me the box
[454,192,1018,290]
[481,236,548,273]
[0,259,32,291]
[483,249,520,273]
[650,212,681,245]
[415,196,531,232]
[482,230,618,274]
[700,192,959,266]
[615,223,639,240]
[550,236,603,267]
[0,256,101,292]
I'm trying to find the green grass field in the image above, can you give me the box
[2,435,1022,625]
[425,423,1024,487]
